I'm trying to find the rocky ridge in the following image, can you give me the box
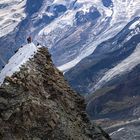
[0,47,110,140]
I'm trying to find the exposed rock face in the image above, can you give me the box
[0,47,110,140]
[86,64,140,122]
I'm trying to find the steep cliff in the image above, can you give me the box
[0,45,110,140]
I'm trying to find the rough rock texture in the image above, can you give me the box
[0,47,110,140]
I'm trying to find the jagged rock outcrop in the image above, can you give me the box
[0,47,110,140]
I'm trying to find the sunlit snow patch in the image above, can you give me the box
[0,43,41,86]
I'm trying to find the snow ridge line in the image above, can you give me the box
[0,43,41,86]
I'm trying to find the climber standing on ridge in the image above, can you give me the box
[37,42,40,46]
[27,36,32,44]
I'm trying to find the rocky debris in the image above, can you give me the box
[0,47,110,140]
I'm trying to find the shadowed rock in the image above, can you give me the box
[0,47,110,140]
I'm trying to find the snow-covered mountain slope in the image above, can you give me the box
[0,43,41,85]
[65,17,140,94]
[37,0,140,71]
[0,0,140,72]
[0,0,27,38]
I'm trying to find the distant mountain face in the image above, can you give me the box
[106,119,140,140]
[65,17,140,94]
[65,16,140,138]
[86,64,140,120]
[84,55,140,140]
[0,0,140,71]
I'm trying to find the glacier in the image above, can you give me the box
[36,0,140,71]
[0,0,140,72]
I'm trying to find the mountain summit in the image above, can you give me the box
[0,43,110,140]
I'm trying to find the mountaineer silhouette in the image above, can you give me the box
[27,36,32,44]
